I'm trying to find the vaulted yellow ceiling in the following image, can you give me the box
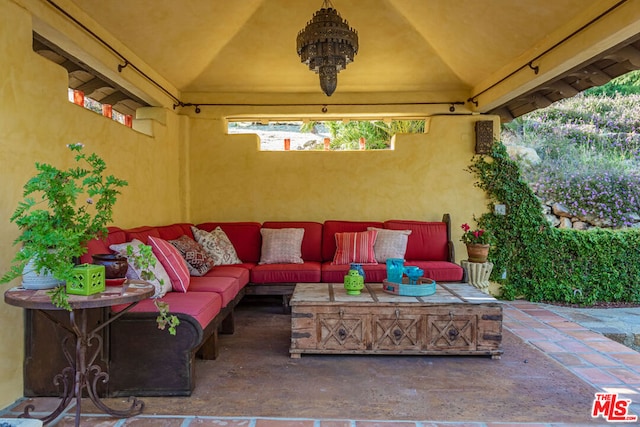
[42,0,640,113]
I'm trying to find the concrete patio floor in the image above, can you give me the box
[2,298,640,426]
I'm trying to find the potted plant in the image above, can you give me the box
[0,143,127,309]
[460,222,493,263]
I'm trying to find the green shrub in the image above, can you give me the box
[469,143,640,305]
[323,120,424,150]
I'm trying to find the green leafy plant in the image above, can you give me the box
[126,244,180,335]
[467,142,640,305]
[1,143,128,309]
[300,120,425,150]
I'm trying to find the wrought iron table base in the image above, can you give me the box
[21,304,144,426]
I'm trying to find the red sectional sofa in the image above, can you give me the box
[197,215,463,299]
[26,214,463,398]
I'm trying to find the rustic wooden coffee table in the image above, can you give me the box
[290,282,503,359]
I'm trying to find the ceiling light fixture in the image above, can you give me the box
[296,0,358,97]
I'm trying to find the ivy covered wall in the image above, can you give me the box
[470,144,640,305]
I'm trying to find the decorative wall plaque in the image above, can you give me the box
[475,121,494,154]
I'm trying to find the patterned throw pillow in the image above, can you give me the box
[109,239,173,298]
[331,229,379,265]
[259,228,305,264]
[169,235,216,276]
[148,236,191,292]
[367,227,412,263]
[191,226,242,266]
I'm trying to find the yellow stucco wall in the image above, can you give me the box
[188,116,489,234]
[0,0,493,408]
[0,0,186,407]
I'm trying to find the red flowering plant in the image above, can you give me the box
[460,223,492,245]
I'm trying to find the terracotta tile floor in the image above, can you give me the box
[2,300,639,426]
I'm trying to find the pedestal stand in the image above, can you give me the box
[461,260,493,294]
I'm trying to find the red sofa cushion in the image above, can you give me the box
[123,223,193,245]
[262,221,323,262]
[111,291,222,329]
[322,220,384,262]
[321,263,387,283]
[385,220,449,261]
[204,264,252,287]
[403,260,464,282]
[80,226,127,263]
[188,276,239,307]
[251,261,322,283]
[196,222,262,263]
[124,225,161,243]
[155,223,195,240]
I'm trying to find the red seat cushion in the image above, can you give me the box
[111,291,222,329]
[188,276,240,307]
[204,264,253,288]
[251,262,321,283]
[403,260,464,282]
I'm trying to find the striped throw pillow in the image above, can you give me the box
[148,236,191,292]
[331,230,379,265]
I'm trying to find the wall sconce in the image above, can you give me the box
[475,121,494,154]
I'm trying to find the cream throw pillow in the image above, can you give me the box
[259,228,305,264]
[368,227,412,263]
[109,239,173,298]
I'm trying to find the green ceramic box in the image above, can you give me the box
[67,264,105,296]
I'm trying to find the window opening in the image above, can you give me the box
[228,120,425,151]
[33,32,148,128]
[67,88,133,127]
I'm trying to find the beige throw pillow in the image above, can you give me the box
[191,226,242,266]
[259,228,305,264]
[109,239,173,298]
[368,227,412,263]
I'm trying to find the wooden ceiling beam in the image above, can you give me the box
[604,45,640,68]
[76,78,114,94]
[580,65,613,86]
[99,91,130,105]
[548,80,580,98]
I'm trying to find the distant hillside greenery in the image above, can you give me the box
[502,70,640,227]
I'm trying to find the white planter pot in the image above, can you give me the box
[21,256,63,290]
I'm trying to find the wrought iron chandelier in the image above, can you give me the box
[296,0,358,96]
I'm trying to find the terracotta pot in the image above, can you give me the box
[466,243,490,263]
[92,253,128,279]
